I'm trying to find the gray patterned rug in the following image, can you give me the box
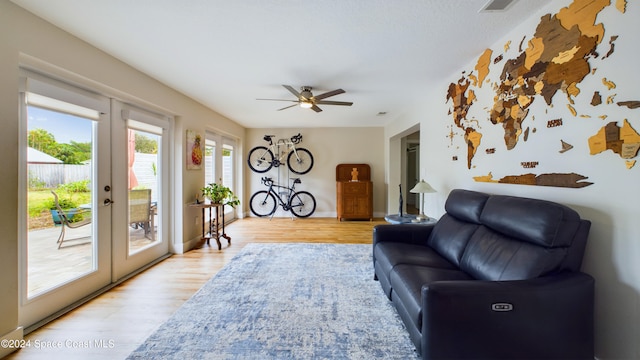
[128,243,418,359]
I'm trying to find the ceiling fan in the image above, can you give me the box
[258,85,353,112]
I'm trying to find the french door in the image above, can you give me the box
[18,73,171,329]
[19,72,112,328]
[205,132,237,221]
[111,102,170,280]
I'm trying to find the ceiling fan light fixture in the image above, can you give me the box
[299,101,313,109]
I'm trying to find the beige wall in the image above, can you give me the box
[384,1,640,358]
[245,127,386,218]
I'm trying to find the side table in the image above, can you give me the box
[384,214,436,225]
[189,202,231,250]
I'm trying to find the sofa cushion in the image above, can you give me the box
[444,189,490,224]
[374,242,457,279]
[480,195,581,248]
[460,225,568,281]
[427,214,479,267]
[390,264,472,329]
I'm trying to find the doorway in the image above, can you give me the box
[18,72,172,330]
[19,72,112,328]
[387,125,420,216]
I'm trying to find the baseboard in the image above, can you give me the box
[0,327,24,358]
[181,235,203,253]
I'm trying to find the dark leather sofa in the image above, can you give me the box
[373,189,594,359]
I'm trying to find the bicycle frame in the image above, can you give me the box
[250,177,317,218]
[262,177,298,211]
[262,133,303,166]
[248,133,314,175]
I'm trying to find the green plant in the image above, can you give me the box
[58,179,90,193]
[201,182,240,208]
[47,196,78,210]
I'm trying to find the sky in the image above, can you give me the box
[27,106,93,144]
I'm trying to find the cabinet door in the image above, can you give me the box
[338,181,372,220]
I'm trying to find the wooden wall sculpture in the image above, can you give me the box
[444,0,638,188]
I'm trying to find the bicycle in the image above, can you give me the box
[247,133,314,174]
[250,177,316,218]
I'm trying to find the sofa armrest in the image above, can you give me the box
[421,272,594,360]
[373,224,435,247]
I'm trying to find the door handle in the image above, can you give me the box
[104,198,114,206]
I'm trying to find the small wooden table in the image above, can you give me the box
[189,202,230,250]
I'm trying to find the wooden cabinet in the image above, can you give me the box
[336,164,373,221]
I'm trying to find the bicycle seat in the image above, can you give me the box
[263,135,275,142]
[291,178,301,184]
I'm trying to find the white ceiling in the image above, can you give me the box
[12,0,553,129]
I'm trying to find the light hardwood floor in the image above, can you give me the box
[7,217,386,360]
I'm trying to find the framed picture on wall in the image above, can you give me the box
[186,129,203,170]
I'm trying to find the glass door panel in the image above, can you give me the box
[26,106,96,297]
[127,128,160,254]
[221,143,235,220]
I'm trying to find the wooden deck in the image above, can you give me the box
[8,217,386,360]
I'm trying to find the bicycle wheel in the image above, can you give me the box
[289,191,316,218]
[287,147,314,174]
[250,191,277,217]
[248,146,274,173]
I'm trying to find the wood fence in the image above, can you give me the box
[29,153,158,194]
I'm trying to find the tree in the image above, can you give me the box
[28,128,57,154]
[135,133,158,154]
[27,129,91,164]
[55,143,91,164]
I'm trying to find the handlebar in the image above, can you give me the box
[290,133,302,144]
[262,133,302,145]
[261,177,300,186]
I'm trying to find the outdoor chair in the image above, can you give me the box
[129,189,155,241]
[51,190,92,249]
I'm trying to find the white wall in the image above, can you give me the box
[384,1,640,358]
[0,1,244,350]
[245,127,386,218]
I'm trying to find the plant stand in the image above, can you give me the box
[189,202,230,250]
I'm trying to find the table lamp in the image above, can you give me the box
[409,179,436,221]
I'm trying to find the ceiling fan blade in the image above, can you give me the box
[311,105,322,112]
[282,85,302,99]
[256,98,298,102]
[315,100,353,106]
[277,104,299,111]
[313,88,345,101]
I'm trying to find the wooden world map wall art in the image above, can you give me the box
[445,0,638,188]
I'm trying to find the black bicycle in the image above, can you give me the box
[247,133,314,174]
[249,177,316,218]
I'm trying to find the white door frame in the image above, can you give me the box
[111,101,171,281]
[18,72,112,328]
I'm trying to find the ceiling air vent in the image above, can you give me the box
[479,0,517,12]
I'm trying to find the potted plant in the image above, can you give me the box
[201,182,240,208]
[49,196,80,224]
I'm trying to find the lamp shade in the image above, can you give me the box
[410,179,436,194]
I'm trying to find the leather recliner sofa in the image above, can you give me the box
[373,189,594,359]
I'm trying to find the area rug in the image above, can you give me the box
[128,243,418,359]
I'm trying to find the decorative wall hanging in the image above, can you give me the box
[444,0,639,188]
[186,129,203,170]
